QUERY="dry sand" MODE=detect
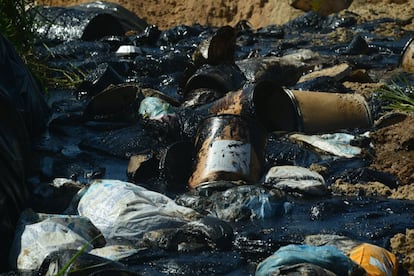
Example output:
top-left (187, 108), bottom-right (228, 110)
top-left (36, 0), bottom-right (414, 30)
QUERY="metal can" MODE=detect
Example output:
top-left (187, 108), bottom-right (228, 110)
top-left (285, 89), bottom-right (372, 133)
top-left (188, 114), bottom-right (267, 189)
top-left (235, 81), bottom-right (372, 133)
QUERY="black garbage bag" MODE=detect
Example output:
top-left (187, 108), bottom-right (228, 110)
top-left (32, 1), bottom-right (147, 42)
top-left (0, 88), bottom-right (30, 272)
top-left (0, 34), bottom-right (49, 139)
top-left (74, 1), bottom-right (148, 33)
top-left (0, 33), bottom-right (49, 272)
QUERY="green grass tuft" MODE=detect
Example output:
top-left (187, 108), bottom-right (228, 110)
top-left (0, 0), bottom-right (36, 56)
top-left (377, 76), bottom-right (414, 113)
top-left (55, 234), bottom-right (105, 276)
top-left (0, 0), bottom-right (85, 91)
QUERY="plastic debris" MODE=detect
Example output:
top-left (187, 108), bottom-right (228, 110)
top-left (31, 1), bottom-right (147, 42)
top-left (31, 6), bottom-right (125, 42)
top-left (142, 216), bottom-right (234, 251)
top-left (9, 209), bottom-right (104, 270)
top-left (6, 1), bottom-right (413, 274)
top-left (176, 184), bottom-right (284, 222)
top-left (138, 96), bottom-right (176, 120)
top-left (256, 244), bottom-right (362, 276)
top-left (0, 32), bottom-right (49, 272)
top-left (115, 45), bottom-right (143, 57)
top-left (264, 165), bottom-right (328, 196)
top-left (77, 179), bottom-right (199, 242)
top-left (74, 1), bottom-right (148, 32)
top-left (84, 83), bottom-right (141, 120)
top-left (89, 245), bottom-right (140, 261)
top-left (290, 133), bottom-right (364, 158)
top-left (349, 243), bottom-right (398, 276)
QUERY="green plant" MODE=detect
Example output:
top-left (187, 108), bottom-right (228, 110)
top-left (0, 0), bottom-right (85, 91)
top-left (55, 234), bottom-right (107, 276)
top-left (0, 0), bottom-right (36, 58)
top-left (377, 76), bottom-right (414, 113)
top-left (30, 60), bottom-right (87, 89)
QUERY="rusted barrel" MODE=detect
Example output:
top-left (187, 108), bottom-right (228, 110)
top-left (188, 114), bottom-right (267, 189)
top-left (207, 82), bottom-right (306, 131)
top-left (209, 81), bottom-right (372, 133)
top-left (285, 89), bottom-right (372, 133)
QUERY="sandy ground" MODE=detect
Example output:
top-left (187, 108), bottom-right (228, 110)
top-left (36, 0), bottom-right (414, 30)
top-left (33, 0), bottom-right (414, 274)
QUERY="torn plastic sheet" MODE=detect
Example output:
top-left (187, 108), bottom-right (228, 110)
top-left (289, 132), bottom-right (364, 158)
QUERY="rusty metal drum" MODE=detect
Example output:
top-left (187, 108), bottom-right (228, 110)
top-left (286, 89), bottom-right (372, 133)
top-left (188, 114), bottom-right (267, 189)
top-left (237, 81), bottom-right (372, 134)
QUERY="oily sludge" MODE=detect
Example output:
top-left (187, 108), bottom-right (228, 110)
top-left (3, 1), bottom-right (414, 274)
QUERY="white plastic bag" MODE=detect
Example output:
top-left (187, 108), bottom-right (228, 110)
top-left (264, 165), bottom-right (328, 196)
top-left (77, 179), bottom-right (199, 241)
top-left (9, 209), bottom-right (103, 270)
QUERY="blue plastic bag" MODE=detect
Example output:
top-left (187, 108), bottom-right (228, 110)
top-left (256, 244), bottom-right (359, 276)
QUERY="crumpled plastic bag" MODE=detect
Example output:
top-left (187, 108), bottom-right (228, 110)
top-left (138, 96), bottom-right (176, 120)
top-left (9, 209), bottom-right (104, 270)
top-left (264, 165), bottom-right (328, 196)
top-left (349, 243), bottom-right (398, 276)
top-left (77, 179), bottom-right (199, 242)
top-left (256, 244), bottom-right (362, 276)
top-left (175, 184), bottom-right (285, 222)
